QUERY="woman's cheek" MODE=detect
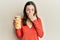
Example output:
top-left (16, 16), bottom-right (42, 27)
top-left (26, 11), bottom-right (29, 14)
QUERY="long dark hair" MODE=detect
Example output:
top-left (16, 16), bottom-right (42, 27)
top-left (22, 1), bottom-right (38, 25)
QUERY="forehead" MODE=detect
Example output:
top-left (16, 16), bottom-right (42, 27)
top-left (26, 5), bottom-right (34, 9)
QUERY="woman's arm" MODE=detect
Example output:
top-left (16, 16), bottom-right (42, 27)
top-left (16, 28), bottom-right (23, 38)
top-left (32, 18), bottom-right (44, 38)
top-left (13, 20), bottom-right (23, 38)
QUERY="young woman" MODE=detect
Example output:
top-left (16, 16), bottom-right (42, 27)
top-left (13, 1), bottom-right (44, 40)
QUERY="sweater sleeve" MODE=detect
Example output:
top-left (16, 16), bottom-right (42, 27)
top-left (33, 18), bottom-right (44, 38)
top-left (16, 28), bottom-right (23, 38)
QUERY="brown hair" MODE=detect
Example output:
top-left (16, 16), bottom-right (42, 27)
top-left (22, 1), bottom-right (38, 25)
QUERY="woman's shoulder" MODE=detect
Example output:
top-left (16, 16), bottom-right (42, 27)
top-left (37, 17), bottom-right (41, 20)
top-left (37, 17), bottom-right (42, 22)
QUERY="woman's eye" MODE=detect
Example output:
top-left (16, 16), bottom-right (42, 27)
top-left (32, 9), bottom-right (34, 11)
top-left (26, 8), bottom-right (34, 12)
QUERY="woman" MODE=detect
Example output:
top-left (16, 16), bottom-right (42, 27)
top-left (13, 1), bottom-right (44, 40)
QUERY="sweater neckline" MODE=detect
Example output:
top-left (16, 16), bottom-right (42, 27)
top-left (26, 25), bottom-right (33, 29)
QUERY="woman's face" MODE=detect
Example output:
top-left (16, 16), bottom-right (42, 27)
top-left (26, 5), bottom-right (35, 16)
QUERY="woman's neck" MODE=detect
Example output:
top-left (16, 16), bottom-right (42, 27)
top-left (26, 19), bottom-right (33, 28)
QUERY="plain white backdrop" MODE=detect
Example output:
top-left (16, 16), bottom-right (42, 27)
top-left (0, 0), bottom-right (60, 40)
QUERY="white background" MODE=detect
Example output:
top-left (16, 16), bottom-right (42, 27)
top-left (0, 0), bottom-right (60, 40)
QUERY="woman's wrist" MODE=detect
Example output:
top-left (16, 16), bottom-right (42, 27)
top-left (15, 24), bottom-right (21, 29)
top-left (15, 27), bottom-right (21, 29)
top-left (31, 16), bottom-right (37, 21)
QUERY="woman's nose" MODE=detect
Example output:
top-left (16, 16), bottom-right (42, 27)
top-left (29, 10), bottom-right (32, 13)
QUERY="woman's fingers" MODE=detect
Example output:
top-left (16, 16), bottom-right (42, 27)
top-left (13, 19), bottom-right (16, 27)
top-left (28, 14), bottom-right (37, 21)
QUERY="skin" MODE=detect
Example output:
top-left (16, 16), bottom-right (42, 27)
top-left (13, 5), bottom-right (37, 29)
top-left (26, 5), bottom-right (37, 28)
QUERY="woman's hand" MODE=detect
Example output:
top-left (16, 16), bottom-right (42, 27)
top-left (13, 19), bottom-right (15, 27)
top-left (13, 19), bottom-right (21, 29)
top-left (28, 14), bottom-right (37, 21)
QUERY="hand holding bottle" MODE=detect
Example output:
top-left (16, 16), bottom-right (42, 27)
top-left (13, 16), bottom-right (22, 29)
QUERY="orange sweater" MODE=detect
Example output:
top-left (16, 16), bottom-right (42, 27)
top-left (16, 18), bottom-right (44, 40)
